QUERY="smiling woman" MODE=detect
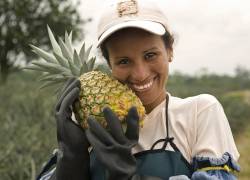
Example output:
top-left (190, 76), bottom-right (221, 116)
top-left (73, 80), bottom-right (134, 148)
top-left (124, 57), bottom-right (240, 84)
top-left (104, 28), bottom-right (170, 113)
top-left (38, 0), bottom-right (240, 180)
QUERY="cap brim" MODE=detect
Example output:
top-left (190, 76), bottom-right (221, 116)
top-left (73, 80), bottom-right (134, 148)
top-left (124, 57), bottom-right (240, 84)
top-left (97, 20), bottom-right (166, 47)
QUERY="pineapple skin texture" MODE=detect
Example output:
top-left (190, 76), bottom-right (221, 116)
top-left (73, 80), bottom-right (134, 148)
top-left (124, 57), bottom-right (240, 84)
top-left (75, 71), bottom-right (145, 129)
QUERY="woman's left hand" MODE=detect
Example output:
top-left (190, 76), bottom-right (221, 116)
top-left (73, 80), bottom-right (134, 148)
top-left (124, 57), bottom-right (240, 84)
top-left (86, 106), bottom-right (139, 180)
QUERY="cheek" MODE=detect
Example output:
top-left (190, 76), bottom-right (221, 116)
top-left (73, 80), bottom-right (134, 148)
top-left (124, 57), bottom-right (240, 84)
top-left (111, 67), bottom-right (129, 82)
top-left (155, 59), bottom-right (169, 83)
top-left (154, 59), bottom-right (168, 74)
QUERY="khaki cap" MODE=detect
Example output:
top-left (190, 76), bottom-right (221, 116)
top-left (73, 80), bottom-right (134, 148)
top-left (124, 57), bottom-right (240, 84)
top-left (97, 0), bottom-right (169, 46)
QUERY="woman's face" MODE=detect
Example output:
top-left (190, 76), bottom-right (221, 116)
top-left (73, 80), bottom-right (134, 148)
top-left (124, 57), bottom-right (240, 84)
top-left (106, 28), bottom-right (172, 113)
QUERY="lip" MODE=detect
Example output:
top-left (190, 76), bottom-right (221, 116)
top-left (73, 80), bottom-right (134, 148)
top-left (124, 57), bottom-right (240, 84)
top-left (129, 78), bottom-right (155, 92)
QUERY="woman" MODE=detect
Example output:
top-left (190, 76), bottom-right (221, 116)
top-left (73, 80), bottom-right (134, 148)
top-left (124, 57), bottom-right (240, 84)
top-left (38, 0), bottom-right (240, 179)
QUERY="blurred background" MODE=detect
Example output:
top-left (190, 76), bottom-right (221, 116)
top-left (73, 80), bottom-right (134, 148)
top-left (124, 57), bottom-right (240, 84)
top-left (0, 0), bottom-right (249, 179)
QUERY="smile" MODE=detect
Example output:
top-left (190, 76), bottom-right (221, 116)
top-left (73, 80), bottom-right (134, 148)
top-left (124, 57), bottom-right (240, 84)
top-left (132, 79), bottom-right (154, 92)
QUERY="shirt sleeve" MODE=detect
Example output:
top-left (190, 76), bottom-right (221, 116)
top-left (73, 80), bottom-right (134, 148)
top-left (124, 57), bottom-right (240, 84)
top-left (191, 170), bottom-right (237, 180)
top-left (191, 94), bottom-right (240, 161)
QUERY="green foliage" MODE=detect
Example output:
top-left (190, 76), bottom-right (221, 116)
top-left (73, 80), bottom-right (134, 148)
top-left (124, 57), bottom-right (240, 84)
top-left (219, 91), bottom-right (250, 134)
top-left (0, 0), bottom-right (87, 83)
top-left (0, 68), bottom-right (250, 179)
top-left (0, 72), bottom-right (57, 179)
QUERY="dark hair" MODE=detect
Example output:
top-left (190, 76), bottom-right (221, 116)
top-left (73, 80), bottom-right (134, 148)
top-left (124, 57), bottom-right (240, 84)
top-left (100, 30), bottom-right (175, 65)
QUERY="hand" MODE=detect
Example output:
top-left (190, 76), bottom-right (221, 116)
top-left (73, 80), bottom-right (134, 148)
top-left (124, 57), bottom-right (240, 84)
top-left (86, 107), bottom-right (139, 180)
top-left (54, 78), bottom-right (90, 180)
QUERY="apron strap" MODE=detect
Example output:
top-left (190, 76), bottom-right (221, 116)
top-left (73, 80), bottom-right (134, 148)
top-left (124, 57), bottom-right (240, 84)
top-left (150, 94), bottom-right (181, 153)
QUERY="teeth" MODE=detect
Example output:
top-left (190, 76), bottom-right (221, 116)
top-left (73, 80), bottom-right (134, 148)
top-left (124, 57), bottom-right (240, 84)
top-left (133, 80), bottom-right (153, 91)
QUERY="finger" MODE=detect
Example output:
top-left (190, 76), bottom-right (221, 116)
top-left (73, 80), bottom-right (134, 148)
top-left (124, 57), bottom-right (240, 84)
top-left (60, 77), bottom-right (76, 94)
top-left (56, 78), bottom-right (80, 112)
top-left (87, 117), bottom-right (116, 146)
top-left (125, 107), bottom-right (139, 142)
top-left (59, 87), bottom-right (80, 115)
top-left (103, 107), bottom-right (128, 144)
top-left (56, 87), bottom-right (80, 137)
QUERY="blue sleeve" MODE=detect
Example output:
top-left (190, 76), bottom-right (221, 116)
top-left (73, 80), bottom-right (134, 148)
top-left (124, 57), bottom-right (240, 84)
top-left (191, 170), bottom-right (237, 180)
top-left (36, 150), bottom-right (58, 180)
top-left (191, 152), bottom-right (240, 180)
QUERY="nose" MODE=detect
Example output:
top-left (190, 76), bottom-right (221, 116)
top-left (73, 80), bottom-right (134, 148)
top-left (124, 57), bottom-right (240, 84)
top-left (130, 61), bottom-right (150, 82)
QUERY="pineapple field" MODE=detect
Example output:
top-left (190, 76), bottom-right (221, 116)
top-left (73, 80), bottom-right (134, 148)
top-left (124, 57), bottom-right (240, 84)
top-left (0, 69), bottom-right (250, 179)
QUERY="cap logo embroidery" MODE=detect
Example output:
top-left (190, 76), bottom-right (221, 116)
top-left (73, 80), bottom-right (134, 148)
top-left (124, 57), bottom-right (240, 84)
top-left (117, 0), bottom-right (138, 17)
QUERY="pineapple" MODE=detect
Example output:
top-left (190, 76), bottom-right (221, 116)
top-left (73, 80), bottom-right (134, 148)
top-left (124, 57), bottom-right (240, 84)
top-left (25, 26), bottom-right (145, 129)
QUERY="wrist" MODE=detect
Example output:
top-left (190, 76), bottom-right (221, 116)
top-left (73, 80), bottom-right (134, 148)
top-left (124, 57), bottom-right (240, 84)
top-left (58, 148), bottom-right (88, 163)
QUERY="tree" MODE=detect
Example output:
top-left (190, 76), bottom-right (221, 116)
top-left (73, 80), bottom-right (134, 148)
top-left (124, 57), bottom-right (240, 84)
top-left (0, 0), bottom-right (89, 83)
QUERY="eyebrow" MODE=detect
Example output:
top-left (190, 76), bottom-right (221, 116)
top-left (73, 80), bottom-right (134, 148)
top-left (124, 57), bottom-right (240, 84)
top-left (143, 47), bottom-right (159, 53)
top-left (113, 47), bottom-right (160, 60)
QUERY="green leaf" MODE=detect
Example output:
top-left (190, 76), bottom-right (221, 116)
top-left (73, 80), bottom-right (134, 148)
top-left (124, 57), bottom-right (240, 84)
top-left (32, 61), bottom-right (71, 75)
top-left (79, 61), bottom-right (89, 75)
top-left (38, 74), bottom-right (68, 83)
top-left (53, 52), bottom-right (69, 68)
top-left (87, 57), bottom-right (96, 71)
top-left (23, 65), bottom-right (45, 72)
top-left (84, 45), bottom-right (92, 61)
top-left (58, 37), bottom-right (73, 61)
top-left (30, 44), bottom-right (57, 64)
top-left (65, 31), bottom-right (73, 55)
top-left (39, 80), bottom-right (64, 90)
top-left (69, 31), bottom-right (73, 43)
top-left (73, 50), bottom-right (81, 67)
top-left (47, 25), bottom-right (62, 56)
top-left (68, 59), bottom-right (80, 76)
top-left (79, 42), bottom-right (86, 64)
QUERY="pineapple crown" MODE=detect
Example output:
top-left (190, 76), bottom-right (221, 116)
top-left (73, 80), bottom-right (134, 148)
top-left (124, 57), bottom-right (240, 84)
top-left (25, 25), bottom-right (97, 90)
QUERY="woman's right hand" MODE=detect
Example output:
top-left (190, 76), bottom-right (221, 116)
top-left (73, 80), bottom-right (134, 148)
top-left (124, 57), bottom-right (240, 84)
top-left (54, 77), bottom-right (90, 180)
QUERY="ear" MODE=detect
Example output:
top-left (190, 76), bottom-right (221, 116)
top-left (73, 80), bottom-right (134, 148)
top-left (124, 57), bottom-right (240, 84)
top-left (167, 49), bottom-right (173, 62)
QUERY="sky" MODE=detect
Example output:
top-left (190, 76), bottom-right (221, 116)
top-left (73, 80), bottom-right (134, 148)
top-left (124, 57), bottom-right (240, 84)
top-left (76, 0), bottom-right (250, 75)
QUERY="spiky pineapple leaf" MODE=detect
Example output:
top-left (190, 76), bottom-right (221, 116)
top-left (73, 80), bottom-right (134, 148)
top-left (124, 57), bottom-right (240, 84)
top-left (47, 25), bottom-right (62, 56)
top-left (30, 45), bottom-right (57, 64)
top-left (38, 74), bottom-right (68, 83)
top-left (73, 50), bottom-right (81, 67)
top-left (87, 57), bottom-right (96, 70)
top-left (53, 52), bottom-right (70, 68)
top-left (24, 64), bottom-right (46, 72)
top-left (39, 80), bottom-right (65, 90)
top-left (79, 42), bottom-right (86, 64)
top-left (84, 46), bottom-right (92, 63)
top-left (67, 59), bottom-right (80, 76)
top-left (58, 37), bottom-right (73, 61)
top-left (68, 31), bottom-right (73, 44)
top-left (96, 63), bottom-right (112, 75)
top-left (65, 31), bottom-right (73, 55)
top-left (37, 73), bottom-right (54, 81)
top-left (79, 58), bottom-right (89, 75)
top-left (32, 61), bottom-right (71, 75)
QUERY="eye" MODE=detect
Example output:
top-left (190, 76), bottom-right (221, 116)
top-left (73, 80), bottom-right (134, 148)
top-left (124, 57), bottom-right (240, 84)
top-left (117, 58), bottom-right (129, 65)
top-left (144, 52), bottom-right (157, 60)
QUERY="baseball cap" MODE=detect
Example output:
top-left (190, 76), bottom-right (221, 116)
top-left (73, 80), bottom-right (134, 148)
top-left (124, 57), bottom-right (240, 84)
top-left (97, 0), bottom-right (169, 47)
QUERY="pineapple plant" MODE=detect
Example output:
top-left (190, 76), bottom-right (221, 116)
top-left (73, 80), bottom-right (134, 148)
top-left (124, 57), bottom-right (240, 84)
top-left (25, 26), bottom-right (145, 129)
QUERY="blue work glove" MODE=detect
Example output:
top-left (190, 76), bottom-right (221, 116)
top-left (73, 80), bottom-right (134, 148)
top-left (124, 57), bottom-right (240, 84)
top-left (86, 107), bottom-right (163, 180)
top-left (52, 78), bottom-right (90, 180)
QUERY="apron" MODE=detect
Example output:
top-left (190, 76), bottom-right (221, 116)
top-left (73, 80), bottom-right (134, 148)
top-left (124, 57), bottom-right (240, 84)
top-left (90, 95), bottom-right (193, 180)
